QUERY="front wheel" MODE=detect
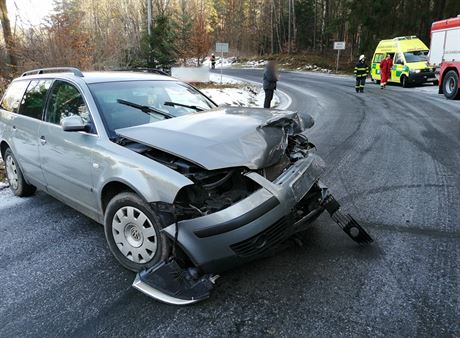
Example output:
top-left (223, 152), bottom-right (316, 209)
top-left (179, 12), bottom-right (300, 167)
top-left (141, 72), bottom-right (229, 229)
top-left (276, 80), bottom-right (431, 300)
top-left (3, 148), bottom-right (36, 197)
top-left (104, 192), bottom-right (170, 272)
top-left (401, 75), bottom-right (410, 88)
top-left (442, 70), bottom-right (460, 100)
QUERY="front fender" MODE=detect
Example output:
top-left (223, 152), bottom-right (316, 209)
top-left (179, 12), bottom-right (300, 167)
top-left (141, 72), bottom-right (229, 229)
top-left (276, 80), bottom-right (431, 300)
top-left (94, 144), bottom-right (194, 211)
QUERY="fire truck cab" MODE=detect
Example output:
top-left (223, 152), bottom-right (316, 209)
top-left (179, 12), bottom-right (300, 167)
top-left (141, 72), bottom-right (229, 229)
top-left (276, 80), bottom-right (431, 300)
top-left (429, 15), bottom-right (460, 100)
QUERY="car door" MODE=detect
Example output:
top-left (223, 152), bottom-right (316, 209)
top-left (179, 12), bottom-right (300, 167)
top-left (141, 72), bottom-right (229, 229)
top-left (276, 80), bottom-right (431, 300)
top-left (13, 79), bottom-right (53, 187)
top-left (39, 80), bottom-right (99, 216)
top-left (0, 79), bottom-right (29, 148)
top-left (371, 53), bottom-right (384, 80)
top-left (392, 53), bottom-right (405, 81)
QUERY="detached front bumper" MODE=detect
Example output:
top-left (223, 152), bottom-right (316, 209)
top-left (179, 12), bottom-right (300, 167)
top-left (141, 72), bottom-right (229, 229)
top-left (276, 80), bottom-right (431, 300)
top-left (162, 153), bottom-right (326, 273)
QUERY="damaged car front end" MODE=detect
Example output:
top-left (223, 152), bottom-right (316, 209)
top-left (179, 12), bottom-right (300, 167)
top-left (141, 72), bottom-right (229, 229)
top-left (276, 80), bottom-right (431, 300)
top-left (1, 72), bottom-right (372, 307)
top-left (115, 108), bottom-right (373, 305)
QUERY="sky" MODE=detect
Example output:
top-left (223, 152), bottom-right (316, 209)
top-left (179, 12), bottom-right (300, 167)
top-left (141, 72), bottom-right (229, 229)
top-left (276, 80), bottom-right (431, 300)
top-left (6, 0), bottom-right (54, 27)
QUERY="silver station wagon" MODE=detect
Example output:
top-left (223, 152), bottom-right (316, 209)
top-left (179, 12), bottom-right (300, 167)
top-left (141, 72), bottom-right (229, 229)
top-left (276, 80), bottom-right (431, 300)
top-left (0, 67), bottom-right (372, 305)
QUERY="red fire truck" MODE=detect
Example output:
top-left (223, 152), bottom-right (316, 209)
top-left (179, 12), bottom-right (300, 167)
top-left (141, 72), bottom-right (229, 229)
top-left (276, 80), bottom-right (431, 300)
top-left (429, 16), bottom-right (460, 100)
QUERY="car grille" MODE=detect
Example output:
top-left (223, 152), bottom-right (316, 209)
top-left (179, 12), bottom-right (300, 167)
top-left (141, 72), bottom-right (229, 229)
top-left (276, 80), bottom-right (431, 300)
top-left (230, 216), bottom-right (293, 257)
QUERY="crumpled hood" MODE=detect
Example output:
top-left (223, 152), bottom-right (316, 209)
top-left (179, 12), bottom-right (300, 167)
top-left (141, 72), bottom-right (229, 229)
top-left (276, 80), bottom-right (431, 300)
top-left (116, 107), bottom-right (304, 170)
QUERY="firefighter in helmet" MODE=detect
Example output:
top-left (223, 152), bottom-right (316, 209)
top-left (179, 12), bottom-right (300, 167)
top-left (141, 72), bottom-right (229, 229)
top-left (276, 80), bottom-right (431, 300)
top-left (354, 55), bottom-right (369, 93)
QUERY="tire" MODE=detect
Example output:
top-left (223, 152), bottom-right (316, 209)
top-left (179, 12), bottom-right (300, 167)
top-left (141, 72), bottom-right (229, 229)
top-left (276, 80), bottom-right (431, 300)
top-left (104, 192), bottom-right (170, 272)
top-left (401, 75), bottom-right (410, 88)
top-left (442, 70), bottom-right (460, 100)
top-left (3, 148), bottom-right (36, 197)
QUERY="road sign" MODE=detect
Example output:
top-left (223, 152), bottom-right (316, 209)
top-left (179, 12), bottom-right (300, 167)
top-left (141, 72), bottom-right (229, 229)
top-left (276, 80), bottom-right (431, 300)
top-left (216, 42), bottom-right (229, 53)
top-left (333, 42), bottom-right (345, 73)
top-left (333, 41), bottom-right (346, 50)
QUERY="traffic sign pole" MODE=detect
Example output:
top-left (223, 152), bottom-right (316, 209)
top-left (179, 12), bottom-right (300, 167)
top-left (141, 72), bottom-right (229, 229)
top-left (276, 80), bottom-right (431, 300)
top-left (333, 41), bottom-right (346, 73)
top-left (215, 42), bottom-right (229, 85)
top-left (336, 49), bottom-right (340, 73)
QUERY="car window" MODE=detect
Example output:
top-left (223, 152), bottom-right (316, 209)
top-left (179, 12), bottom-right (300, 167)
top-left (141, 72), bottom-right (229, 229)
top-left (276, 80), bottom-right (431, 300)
top-left (373, 53), bottom-right (384, 63)
top-left (89, 80), bottom-right (216, 137)
top-left (45, 80), bottom-right (94, 132)
top-left (404, 50), bottom-right (428, 63)
top-left (19, 79), bottom-right (53, 119)
top-left (0, 80), bottom-right (30, 113)
top-left (395, 53), bottom-right (405, 65)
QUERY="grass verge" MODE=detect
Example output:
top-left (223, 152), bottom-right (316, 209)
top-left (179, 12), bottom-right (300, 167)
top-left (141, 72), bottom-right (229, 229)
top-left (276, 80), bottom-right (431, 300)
top-left (191, 82), bottom-right (242, 90)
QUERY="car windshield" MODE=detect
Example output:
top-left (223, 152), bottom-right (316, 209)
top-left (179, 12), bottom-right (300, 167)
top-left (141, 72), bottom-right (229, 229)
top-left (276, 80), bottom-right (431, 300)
top-left (89, 80), bottom-right (216, 136)
top-left (404, 50), bottom-right (428, 63)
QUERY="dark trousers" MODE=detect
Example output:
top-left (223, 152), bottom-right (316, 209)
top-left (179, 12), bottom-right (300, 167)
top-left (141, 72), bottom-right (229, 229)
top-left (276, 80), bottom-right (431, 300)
top-left (264, 89), bottom-right (274, 108)
top-left (355, 77), bottom-right (366, 92)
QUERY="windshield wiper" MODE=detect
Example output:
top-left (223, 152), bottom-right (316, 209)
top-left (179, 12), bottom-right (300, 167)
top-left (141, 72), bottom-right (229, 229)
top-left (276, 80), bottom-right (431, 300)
top-left (164, 101), bottom-right (206, 112)
top-left (117, 99), bottom-right (175, 119)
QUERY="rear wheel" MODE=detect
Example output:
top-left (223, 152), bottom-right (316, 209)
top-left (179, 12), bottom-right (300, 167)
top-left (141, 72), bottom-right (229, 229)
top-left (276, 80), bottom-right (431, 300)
top-left (442, 70), bottom-right (460, 100)
top-left (3, 148), bottom-right (36, 197)
top-left (104, 192), bottom-right (170, 272)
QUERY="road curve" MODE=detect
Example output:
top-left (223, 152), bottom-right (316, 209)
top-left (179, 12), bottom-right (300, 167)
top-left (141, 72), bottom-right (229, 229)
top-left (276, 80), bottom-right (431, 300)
top-left (0, 69), bottom-right (459, 337)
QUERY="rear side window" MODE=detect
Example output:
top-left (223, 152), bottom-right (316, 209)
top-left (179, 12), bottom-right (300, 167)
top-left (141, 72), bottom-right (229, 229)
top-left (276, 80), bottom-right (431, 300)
top-left (373, 53), bottom-right (384, 63)
top-left (0, 80), bottom-right (29, 113)
top-left (19, 79), bottom-right (53, 119)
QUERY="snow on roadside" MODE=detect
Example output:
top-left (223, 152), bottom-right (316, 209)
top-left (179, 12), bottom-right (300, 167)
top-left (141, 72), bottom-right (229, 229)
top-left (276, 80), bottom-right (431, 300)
top-left (201, 73), bottom-right (280, 108)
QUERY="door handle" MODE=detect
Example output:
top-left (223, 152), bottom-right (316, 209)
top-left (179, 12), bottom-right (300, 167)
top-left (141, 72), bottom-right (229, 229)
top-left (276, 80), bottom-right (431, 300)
top-left (12, 125), bottom-right (16, 132)
top-left (40, 136), bottom-right (47, 145)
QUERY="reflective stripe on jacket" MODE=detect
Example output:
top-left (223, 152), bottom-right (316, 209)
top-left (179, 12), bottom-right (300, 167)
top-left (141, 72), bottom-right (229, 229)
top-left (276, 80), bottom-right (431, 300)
top-left (354, 61), bottom-right (368, 78)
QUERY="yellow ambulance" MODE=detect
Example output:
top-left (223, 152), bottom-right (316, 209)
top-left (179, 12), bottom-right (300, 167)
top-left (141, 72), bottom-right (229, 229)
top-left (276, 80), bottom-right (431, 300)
top-left (370, 36), bottom-right (437, 87)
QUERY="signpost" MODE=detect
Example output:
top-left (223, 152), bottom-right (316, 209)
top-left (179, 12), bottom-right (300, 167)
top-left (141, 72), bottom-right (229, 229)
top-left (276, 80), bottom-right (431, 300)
top-left (216, 42), bottom-right (229, 83)
top-left (333, 41), bottom-right (346, 73)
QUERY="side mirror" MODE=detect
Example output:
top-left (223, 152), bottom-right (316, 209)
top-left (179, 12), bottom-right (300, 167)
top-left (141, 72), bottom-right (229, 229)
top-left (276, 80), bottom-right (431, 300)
top-left (61, 115), bottom-right (86, 132)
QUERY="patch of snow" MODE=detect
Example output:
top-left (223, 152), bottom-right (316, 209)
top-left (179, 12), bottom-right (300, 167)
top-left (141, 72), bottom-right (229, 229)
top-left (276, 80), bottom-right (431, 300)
top-left (209, 73), bottom-right (243, 85)
top-left (202, 85), bottom-right (280, 108)
top-left (0, 189), bottom-right (26, 209)
top-left (202, 56), bottom-right (237, 69)
top-left (240, 59), bottom-right (267, 68)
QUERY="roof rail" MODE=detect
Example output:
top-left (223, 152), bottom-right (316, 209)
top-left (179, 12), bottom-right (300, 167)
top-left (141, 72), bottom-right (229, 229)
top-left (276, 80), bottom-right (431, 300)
top-left (113, 67), bottom-right (170, 76)
top-left (393, 36), bottom-right (417, 41)
top-left (21, 67), bottom-right (84, 77)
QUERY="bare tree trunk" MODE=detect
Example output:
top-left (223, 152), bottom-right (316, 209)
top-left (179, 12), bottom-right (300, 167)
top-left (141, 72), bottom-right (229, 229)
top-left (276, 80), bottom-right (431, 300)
top-left (313, 0), bottom-right (317, 50)
top-left (288, 0), bottom-right (291, 54)
top-left (0, 0), bottom-right (17, 71)
top-left (270, 0), bottom-right (274, 54)
top-left (292, 0), bottom-right (297, 52)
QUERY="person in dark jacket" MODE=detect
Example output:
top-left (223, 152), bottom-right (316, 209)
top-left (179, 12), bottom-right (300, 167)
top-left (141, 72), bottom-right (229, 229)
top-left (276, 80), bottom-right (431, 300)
top-left (211, 54), bottom-right (216, 69)
top-left (354, 55), bottom-right (368, 93)
top-left (263, 61), bottom-right (279, 108)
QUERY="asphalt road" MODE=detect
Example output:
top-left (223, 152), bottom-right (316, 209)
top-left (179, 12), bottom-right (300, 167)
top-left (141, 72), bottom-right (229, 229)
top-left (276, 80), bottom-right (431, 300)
top-left (1, 69), bottom-right (459, 337)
